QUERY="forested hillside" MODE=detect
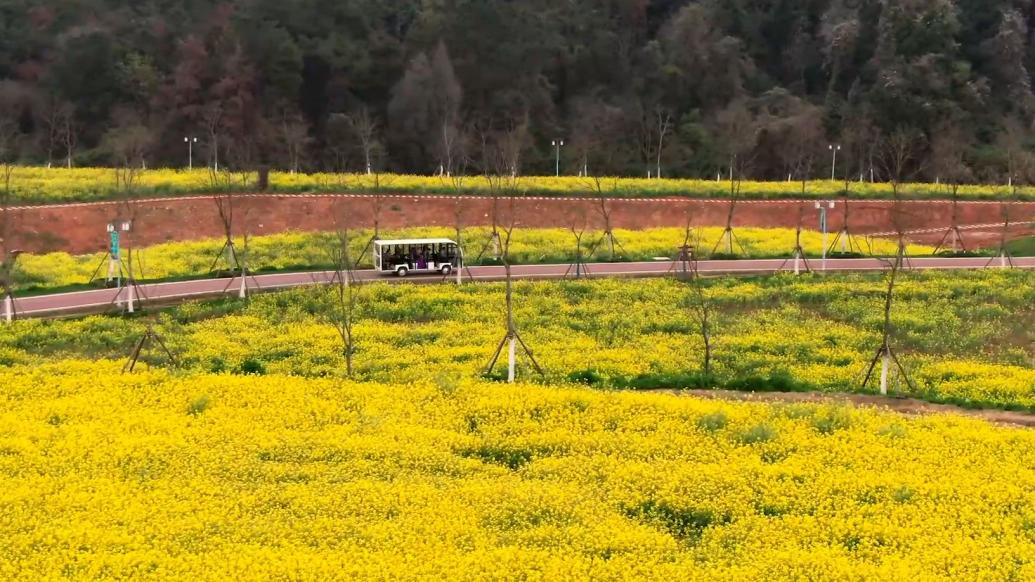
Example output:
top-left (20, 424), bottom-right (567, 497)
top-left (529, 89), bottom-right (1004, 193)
top-left (1, 0), bottom-right (1034, 182)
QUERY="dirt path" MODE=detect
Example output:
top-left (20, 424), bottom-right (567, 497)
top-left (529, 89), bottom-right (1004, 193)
top-left (671, 389), bottom-right (1035, 429)
top-left (6, 193), bottom-right (1035, 253)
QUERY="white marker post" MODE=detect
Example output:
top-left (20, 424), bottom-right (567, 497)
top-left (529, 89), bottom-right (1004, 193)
top-left (456, 248), bottom-right (463, 286)
top-left (880, 349), bottom-right (890, 396)
top-left (507, 337), bottom-right (516, 383)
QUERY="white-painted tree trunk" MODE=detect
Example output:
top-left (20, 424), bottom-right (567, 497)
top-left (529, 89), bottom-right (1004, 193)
top-left (1001, 251), bottom-right (1008, 269)
top-left (3, 294), bottom-right (12, 323)
top-left (238, 275), bottom-right (247, 299)
top-left (126, 285), bottom-right (135, 314)
top-left (793, 252), bottom-right (800, 275)
top-left (880, 350), bottom-right (890, 395)
top-left (507, 337), bottom-right (516, 383)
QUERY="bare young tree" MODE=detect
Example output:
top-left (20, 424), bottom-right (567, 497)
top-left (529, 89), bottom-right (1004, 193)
top-left (346, 107), bottom-right (383, 175)
top-left (879, 129), bottom-right (923, 200)
top-left (60, 106), bottom-right (77, 169)
top-left (827, 177), bottom-right (867, 256)
top-left (207, 164), bottom-right (248, 275)
top-left (778, 202), bottom-right (813, 275)
top-left (987, 120), bottom-right (1032, 268)
top-left (446, 195), bottom-right (477, 284)
top-left (878, 130), bottom-right (924, 266)
top-left (440, 134), bottom-right (475, 284)
top-left (861, 241), bottom-right (916, 396)
top-left (327, 223), bottom-right (360, 378)
top-left (104, 117), bottom-right (155, 211)
top-left (930, 122), bottom-right (974, 255)
top-left (564, 201), bottom-right (592, 279)
top-left (997, 117), bottom-right (1033, 188)
top-left (988, 184), bottom-right (1018, 269)
top-left (711, 188), bottom-right (748, 258)
top-left (123, 320), bottom-right (178, 373)
top-left (203, 103), bottom-right (223, 172)
top-left (472, 124), bottom-right (522, 264)
top-left (681, 223), bottom-right (713, 377)
top-left (37, 98), bottom-right (73, 168)
top-left (585, 176), bottom-right (625, 262)
top-left (708, 101), bottom-right (758, 258)
top-left (639, 105), bottom-right (673, 178)
top-left (102, 117), bottom-right (157, 311)
top-left (484, 194), bottom-right (543, 383)
top-left (281, 115), bottom-right (310, 174)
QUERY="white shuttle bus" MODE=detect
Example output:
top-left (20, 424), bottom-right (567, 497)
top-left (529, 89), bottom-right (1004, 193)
top-left (374, 238), bottom-right (462, 277)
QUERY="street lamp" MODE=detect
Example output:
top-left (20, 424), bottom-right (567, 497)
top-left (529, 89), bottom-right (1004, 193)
top-left (815, 201), bottom-right (836, 271)
top-left (184, 137), bottom-right (198, 170)
top-left (828, 144), bottom-right (841, 181)
top-left (551, 139), bottom-right (564, 177)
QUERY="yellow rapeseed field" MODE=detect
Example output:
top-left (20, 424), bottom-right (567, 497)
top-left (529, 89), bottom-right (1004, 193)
top-left (13, 227), bottom-right (929, 291)
top-left (2, 361), bottom-right (1035, 580)
top-left (5, 166), bottom-right (1029, 203)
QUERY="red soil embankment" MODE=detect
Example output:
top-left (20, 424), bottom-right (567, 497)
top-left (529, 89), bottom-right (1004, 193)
top-left (7, 194), bottom-right (1035, 254)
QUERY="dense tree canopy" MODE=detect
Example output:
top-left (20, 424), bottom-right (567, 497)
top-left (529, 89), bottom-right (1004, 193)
top-left (1, 0), bottom-right (1035, 182)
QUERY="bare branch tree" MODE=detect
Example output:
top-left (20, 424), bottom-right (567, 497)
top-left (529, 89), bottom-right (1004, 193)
top-left (123, 320), bottom-right (179, 373)
top-left (828, 176), bottom-right (867, 256)
top-left (987, 184), bottom-right (1019, 269)
top-left (778, 202), bottom-right (813, 275)
top-left (202, 103), bottom-right (223, 172)
top-left (878, 130), bottom-right (925, 266)
top-left (281, 114), bottom-right (310, 174)
top-left (930, 122), bottom-right (974, 255)
top-left (207, 163), bottom-right (247, 275)
top-left (639, 105), bottom-right (673, 178)
top-left (484, 191), bottom-right (544, 383)
top-left (681, 224), bottom-right (713, 377)
top-left (564, 200), bottom-right (592, 279)
top-left (346, 107), bottom-right (383, 175)
top-left (327, 222), bottom-right (360, 378)
top-left (59, 105), bottom-right (77, 169)
top-left (584, 176), bottom-right (625, 262)
top-left (861, 240), bottom-right (916, 395)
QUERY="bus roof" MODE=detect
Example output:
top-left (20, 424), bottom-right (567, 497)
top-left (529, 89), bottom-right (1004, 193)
top-left (374, 238), bottom-right (457, 246)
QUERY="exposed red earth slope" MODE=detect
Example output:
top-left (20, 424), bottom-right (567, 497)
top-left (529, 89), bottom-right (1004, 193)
top-left (7, 193), bottom-right (1035, 253)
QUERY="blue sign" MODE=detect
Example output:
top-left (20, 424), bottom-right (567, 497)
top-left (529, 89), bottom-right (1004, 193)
top-left (110, 231), bottom-right (120, 258)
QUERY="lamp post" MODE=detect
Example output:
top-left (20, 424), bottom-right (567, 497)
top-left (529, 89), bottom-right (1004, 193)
top-left (828, 144), bottom-right (841, 181)
top-left (551, 139), bottom-right (564, 177)
top-left (184, 137), bottom-right (197, 170)
top-left (816, 201), bottom-right (836, 271)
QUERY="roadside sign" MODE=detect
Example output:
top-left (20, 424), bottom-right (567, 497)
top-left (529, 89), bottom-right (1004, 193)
top-left (110, 231), bottom-right (120, 258)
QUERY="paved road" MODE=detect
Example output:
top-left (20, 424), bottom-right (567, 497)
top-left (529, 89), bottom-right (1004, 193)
top-left (9, 256), bottom-right (1035, 319)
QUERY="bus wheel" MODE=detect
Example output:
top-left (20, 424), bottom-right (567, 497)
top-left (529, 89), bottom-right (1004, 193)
top-left (440, 264), bottom-right (452, 275)
top-left (396, 267), bottom-right (408, 277)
